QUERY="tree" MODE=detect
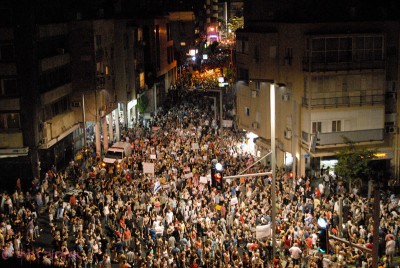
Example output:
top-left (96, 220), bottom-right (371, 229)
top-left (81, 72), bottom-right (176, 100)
top-left (227, 16), bottom-right (244, 33)
top-left (335, 137), bottom-right (377, 189)
top-left (137, 95), bottom-right (148, 114)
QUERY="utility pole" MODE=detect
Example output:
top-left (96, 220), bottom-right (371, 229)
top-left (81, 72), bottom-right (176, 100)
top-left (82, 93), bottom-right (87, 149)
top-left (207, 89), bottom-right (223, 129)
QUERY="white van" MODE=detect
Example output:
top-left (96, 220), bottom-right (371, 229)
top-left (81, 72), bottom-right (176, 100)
top-left (103, 142), bottom-right (132, 164)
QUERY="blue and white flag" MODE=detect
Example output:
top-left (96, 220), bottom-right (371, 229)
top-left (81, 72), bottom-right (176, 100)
top-left (154, 180), bottom-right (161, 195)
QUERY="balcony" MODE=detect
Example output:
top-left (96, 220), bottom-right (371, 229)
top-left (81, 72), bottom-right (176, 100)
top-left (302, 94), bottom-right (384, 109)
top-left (40, 54), bottom-right (70, 73)
top-left (302, 129), bottom-right (384, 147)
top-left (302, 58), bottom-right (385, 72)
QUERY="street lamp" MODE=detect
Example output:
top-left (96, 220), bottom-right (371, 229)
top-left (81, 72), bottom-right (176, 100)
top-left (270, 83), bottom-right (277, 256)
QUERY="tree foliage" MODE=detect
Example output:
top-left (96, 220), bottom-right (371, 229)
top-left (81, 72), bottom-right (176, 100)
top-left (227, 16), bottom-right (244, 33)
top-left (137, 95), bottom-right (148, 114)
top-left (335, 137), bottom-right (377, 181)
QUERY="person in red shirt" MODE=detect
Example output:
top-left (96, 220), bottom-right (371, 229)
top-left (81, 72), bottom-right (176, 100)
top-left (69, 194), bottom-right (76, 207)
top-left (123, 227), bottom-right (132, 248)
top-left (305, 235), bottom-right (313, 254)
top-left (314, 187), bottom-right (321, 199)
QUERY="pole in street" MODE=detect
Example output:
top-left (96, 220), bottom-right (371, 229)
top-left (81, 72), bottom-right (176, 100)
top-left (270, 83), bottom-right (277, 255)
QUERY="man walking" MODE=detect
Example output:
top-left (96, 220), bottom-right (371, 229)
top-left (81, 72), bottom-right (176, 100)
top-left (289, 242), bottom-right (302, 268)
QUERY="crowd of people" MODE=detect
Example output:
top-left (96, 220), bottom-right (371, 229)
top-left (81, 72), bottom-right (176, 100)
top-left (0, 91), bottom-right (399, 268)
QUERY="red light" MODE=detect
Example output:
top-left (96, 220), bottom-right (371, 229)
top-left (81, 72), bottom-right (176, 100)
top-left (289, 172), bottom-right (293, 178)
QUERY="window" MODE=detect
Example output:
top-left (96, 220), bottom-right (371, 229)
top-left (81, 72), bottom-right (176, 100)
top-left (95, 35), bottom-right (102, 47)
top-left (332, 120), bottom-right (341, 132)
top-left (285, 47), bottom-right (293, 65)
top-left (312, 121), bottom-right (322, 133)
top-left (0, 113), bottom-right (20, 129)
top-left (253, 45), bottom-right (259, 62)
top-left (166, 23), bottom-right (171, 41)
top-left (167, 46), bottom-right (173, 64)
top-left (1, 78), bottom-right (18, 96)
top-left (0, 8), bottom-right (13, 27)
top-left (43, 97), bottom-right (70, 121)
top-left (0, 44), bottom-right (15, 61)
top-left (237, 67), bottom-right (249, 82)
top-left (244, 107), bottom-right (250, 116)
top-left (236, 38), bottom-right (248, 54)
top-left (355, 36), bottom-right (384, 61)
top-left (155, 25), bottom-right (160, 69)
top-left (311, 37), bottom-right (352, 64)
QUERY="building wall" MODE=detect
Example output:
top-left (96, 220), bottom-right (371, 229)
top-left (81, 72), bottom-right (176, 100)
top-left (236, 20), bottom-right (399, 177)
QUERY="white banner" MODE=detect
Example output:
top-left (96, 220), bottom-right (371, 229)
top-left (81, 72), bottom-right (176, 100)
top-left (199, 176), bottom-right (208, 184)
top-left (142, 162), bottom-right (155, 174)
top-left (255, 224), bottom-right (271, 239)
top-left (150, 154), bottom-right (157, 159)
top-left (185, 172), bottom-right (193, 179)
top-left (222, 120), bottom-right (233, 128)
top-left (191, 142), bottom-right (199, 150)
top-left (230, 197), bottom-right (238, 206)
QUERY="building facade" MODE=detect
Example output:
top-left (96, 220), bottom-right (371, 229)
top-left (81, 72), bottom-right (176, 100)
top-left (235, 2), bottom-right (400, 178)
top-left (0, 1), bottom-right (179, 189)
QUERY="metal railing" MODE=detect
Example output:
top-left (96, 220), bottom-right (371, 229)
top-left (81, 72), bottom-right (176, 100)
top-left (302, 94), bottom-right (385, 108)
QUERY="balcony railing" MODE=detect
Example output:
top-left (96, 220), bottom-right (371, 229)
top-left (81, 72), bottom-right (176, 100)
top-left (302, 94), bottom-right (385, 109)
top-left (302, 58), bottom-right (385, 72)
top-left (302, 128), bottom-right (384, 147)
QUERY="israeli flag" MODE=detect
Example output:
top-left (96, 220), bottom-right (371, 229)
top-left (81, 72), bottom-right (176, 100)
top-left (154, 180), bottom-right (161, 195)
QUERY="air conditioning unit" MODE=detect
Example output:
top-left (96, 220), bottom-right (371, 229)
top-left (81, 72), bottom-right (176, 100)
top-left (252, 122), bottom-right (259, 129)
top-left (386, 126), bottom-right (398, 134)
top-left (284, 130), bottom-right (292, 139)
top-left (252, 90), bottom-right (258, 98)
top-left (71, 101), bottom-right (81, 108)
top-left (282, 94), bottom-right (290, 101)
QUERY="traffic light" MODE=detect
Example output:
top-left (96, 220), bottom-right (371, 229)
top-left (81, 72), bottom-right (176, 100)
top-left (317, 228), bottom-right (329, 253)
top-left (214, 170), bottom-right (223, 191)
top-left (211, 160), bottom-right (223, 191)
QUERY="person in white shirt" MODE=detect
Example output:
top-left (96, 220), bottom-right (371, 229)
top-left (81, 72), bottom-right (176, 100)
top-left (289, 243), bottom-right (302, 267)
top-left (166, 209), bottom-right (174, 225)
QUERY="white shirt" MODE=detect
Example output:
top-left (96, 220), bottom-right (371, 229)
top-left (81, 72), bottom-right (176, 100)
top-left (166, 211), bottom-right (174, 224)
top-left (289, 246), bottom-right (302, 259)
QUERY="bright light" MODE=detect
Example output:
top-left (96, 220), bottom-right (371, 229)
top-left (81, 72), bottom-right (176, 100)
top-left (215, 163), bottom-right (223, 171)
top-left (191, 56), bottom-right (196, 62)
top-left (189, 49), bottom-right (197, 56)
top-left (285, 152), bottom-right (293, 166)
top-left (318, 218), bottom-right (327, 229)
top-left (218, 76), bottom-right (225, 83)
top-left (203, 54), bottom-right (208, 60)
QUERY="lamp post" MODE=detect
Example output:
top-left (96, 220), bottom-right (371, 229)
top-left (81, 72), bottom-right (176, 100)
top-left (207, 89), bottom-right (223, 129)
top-left (82, 93), bottom-right (87, 149)
top-left (270, 83), bottom-right (277, 255)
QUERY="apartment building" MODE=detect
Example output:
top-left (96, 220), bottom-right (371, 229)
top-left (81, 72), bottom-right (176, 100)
top-left (0, 2), bottom-right (84, 188)
top-left (235, 0), bottom-right (400, 178)
top-left (0, 1), bottom-right (178, 188)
